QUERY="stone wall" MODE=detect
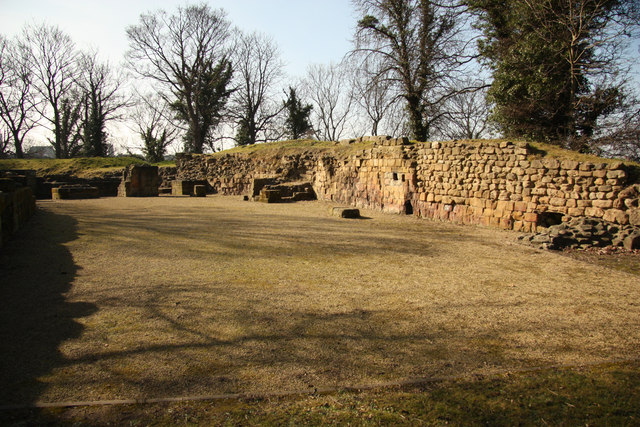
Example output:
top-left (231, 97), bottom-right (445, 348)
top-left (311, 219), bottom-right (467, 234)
top-left (176, 138), bottom-right (639, 232)
top-left (0, 187), bottom-right (36, 247)
top-left (118, 165), bottom-right (160, 197)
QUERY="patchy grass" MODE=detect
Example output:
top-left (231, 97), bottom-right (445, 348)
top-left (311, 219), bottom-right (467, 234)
top-left (562, 248), bottom-right (640, 276)
top-left (0, 157), bottom-right (175, 178)
top-left (1, 196), bottom-right (639, 425)
top-left (435, 138), bottom-right (639, 167)
top-left (525, 140), bottom-right (640, 167)
top-left (217, 138), bottom-right (640, 178)
top-left (212, 139), bottom-right (377, 158)
top-left (3, 361), bottom-right (639, 425)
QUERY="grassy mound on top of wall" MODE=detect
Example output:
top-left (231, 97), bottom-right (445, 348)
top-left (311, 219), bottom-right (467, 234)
top-left (218, 138), bottom-right (638, 166)
top-left (215, 139), bottom-right (379, 158)
top-left (0, 157), bottom-right (176, 178)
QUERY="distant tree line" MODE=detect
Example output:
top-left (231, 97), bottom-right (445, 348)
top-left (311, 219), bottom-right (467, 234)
top-left (1, 1), bottom-right (639, 161)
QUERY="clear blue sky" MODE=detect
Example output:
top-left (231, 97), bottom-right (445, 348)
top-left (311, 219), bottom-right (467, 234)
top-left (0, 0), bottom-right (357, 77)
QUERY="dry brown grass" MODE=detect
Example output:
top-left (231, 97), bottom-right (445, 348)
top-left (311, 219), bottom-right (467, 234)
top-left (1, 196), bottom-right (639, 407)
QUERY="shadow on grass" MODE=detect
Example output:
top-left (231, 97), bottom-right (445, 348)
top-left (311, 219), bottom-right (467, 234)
top-left (0, 208), bottom-right (97, 416)
top-left (8, 362), bottom-right (640, 425)
top-left (2, 198), bottom-right (636, 424)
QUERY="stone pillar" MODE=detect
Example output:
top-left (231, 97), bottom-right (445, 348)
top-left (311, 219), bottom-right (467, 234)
top-left (118, 165), bottom-right (159, 197)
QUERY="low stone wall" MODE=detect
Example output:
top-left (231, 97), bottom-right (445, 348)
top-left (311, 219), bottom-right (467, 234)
top-left (0, 187), bottom-right (36, 247)
top-left (159, 166), bottom-right (177, 192)
top-left (176, 138), bottom-right (639, 232)
top-left (36, 174), bottom-right (122, 199)
top-left (118, 165), bottom-right (159, 197)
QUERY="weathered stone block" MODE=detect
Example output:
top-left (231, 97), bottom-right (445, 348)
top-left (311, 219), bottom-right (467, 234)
top-left (585, 207), bottom-right (605, 217)
top-left (607, 169), bottom-right (627, 179)
top-left (592, 200), bottom-right (613, 209)
top-left (172, 180), bottom-right (208, 196)
top-left (623, 232), bottom-right (640, 250)
top-left (602, 209), bottom-right (628, 224)
top-left (330, 207), bottom-right (360, 218)
top-left (52, 185), bottom-right (100, 200)
top-left (119, 165), bottom-right (159, 197)
top-left (561, 160), bottom-right (579, 170)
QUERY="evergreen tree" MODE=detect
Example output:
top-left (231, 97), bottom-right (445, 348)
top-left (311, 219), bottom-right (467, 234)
top-left (468, 0), bottom-right (637, 146)
top-left (234, 116), bottom-right (253, 146)
top-left (78, 52), bottom-right (127, 157)
top-left (81, 92), bottom-right (108, 156)
top-left (140, 127), bottom-right (172, 163)
top-left (127, 4), bottom-right (234, 154)
top-left (52, 96), bottom-right (83, 158)
top-left (170, 59), bottom-right (233, 153)
top-left (283, 87), bottom-right (312, 140)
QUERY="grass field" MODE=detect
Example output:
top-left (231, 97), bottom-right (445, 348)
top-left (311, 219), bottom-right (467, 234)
top-left (0, 196), bottom-right (639, 425)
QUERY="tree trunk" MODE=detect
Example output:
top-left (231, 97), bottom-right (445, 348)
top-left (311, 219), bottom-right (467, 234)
top-left (407, 96), bottom-right (427, 142)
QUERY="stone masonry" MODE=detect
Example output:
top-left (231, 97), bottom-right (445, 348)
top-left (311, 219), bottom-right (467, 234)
top-left (118, 165), bottom-right (160, 197)
top-left (176, 137), bottom-right (639, 233)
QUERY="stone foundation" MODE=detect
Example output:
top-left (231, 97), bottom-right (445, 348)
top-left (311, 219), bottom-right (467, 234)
top-left (176, 138), bottom-right (640, 233)
top-left (171, 179), bottom-right (208, 196)
top-left (52, 185), bottom-right (100, 200)
top-left (118, 165), bottom-right (159, 197)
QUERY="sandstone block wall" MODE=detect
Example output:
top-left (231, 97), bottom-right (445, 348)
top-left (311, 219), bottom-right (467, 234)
top-left (0, 187), bottom-right (36, 247)
top-left (118, 165), bottom-right (160, 197)
top-left (176, 139), bottom-right (639, 232)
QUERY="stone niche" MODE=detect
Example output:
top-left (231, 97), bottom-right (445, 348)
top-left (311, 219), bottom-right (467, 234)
top-left (118, 165), bottom-right (159, 197)
top-left (171, 179), bottom-right (209, 196)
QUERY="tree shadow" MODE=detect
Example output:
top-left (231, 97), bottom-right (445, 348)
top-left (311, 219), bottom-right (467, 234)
top-left (0, 208), bottom-right (97, 415)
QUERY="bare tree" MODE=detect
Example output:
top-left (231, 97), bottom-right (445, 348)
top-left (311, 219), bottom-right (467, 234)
top-left (0, 34), bottom-right (39, 158)
top-left (78, 51), bottom-right (129, 156)
top-left (304, 62), bottom-right (355, 142)
top-left (352, 0), bottom-right (475, 141)
top-left (0, 127), bottom-right (13, 158)
top-left (131, 94), bottom-right (179, 163)
top-left (431, 81), bottom-right (493, 140)
top-left (126, 3), bottom-right (234, 154)
top-left (24, 23), bottom-right (82, 158)
top-left (283, 86), bottom-right (313, 140)
top-left (230, 32), bottom-right (285, 146)
top-left (348, 54), bottom-right (399, 136)
top-left (590, 91), bottom-right (640, 161)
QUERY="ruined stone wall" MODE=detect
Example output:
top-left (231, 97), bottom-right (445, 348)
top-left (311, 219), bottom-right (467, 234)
top-left (176, 138), bottom-right (639, 231)
top-left (0, 187), bottom-right (36, 247)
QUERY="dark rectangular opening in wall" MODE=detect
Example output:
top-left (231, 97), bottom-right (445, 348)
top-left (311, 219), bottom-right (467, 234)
top-left (401, 174), bottom-right (405, 182)
top-left (392, 172), bottom-right (398, 181)
top-left (404, 200), bottom-right (413, 215)
top-left (538, 211), bottom-right (563, 227)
